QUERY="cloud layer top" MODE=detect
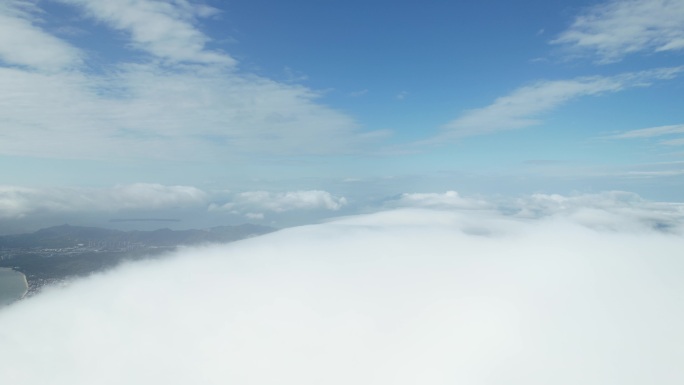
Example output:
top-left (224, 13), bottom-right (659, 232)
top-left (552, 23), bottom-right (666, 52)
top-left (1, 199), bottom-right (683, 384)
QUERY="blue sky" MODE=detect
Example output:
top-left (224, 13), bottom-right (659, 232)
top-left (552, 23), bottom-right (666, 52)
top-left (1, 0), bottom-right (684, 229)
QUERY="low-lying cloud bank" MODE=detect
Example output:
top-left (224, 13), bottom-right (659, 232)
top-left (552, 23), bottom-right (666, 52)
top-left (209, 190), bottom-right (348, 216)
top-left (0, 184), bottom-right (348, 226)
top-left (1, 193), bottom-right (684, 384)
top-left (0, 183), bottom-right (207, 219)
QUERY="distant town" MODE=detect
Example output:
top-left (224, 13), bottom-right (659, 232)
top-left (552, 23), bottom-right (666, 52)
top-left (0, 224), bottom-right (275, 295)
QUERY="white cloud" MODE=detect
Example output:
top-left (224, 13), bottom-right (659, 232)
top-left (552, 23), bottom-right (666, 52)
top-left (390, 191), bottom-right (491, 210)
top-left (0, 183), bottom-right (207, 219)
top-left (509, 191), bottom-right (684, 232)
top-left (0, 63), bottom-right (374, 159)
top-left (612, 124), bottom-right (684, 138)
top-left (245, 212), bottom-right (265, 220)
top-left (57, 0), bottom-right (233, 65)
top-left (611, 123), bottom-right (684, 147)
top-left (0, 2), bottom-right (380, 161)
top-left (437, 67), bottom-right (683, 139)
top-left (0, 1), bottom-right (82, 71)
top-left (211, 190), bottom-right (348, 214)
top-left (240, 190), bottom-right (348, 212)
top-left (2, 195), bottom-right (684, 384)
top-left (552, 0), bottom-right (684, 63)
top-left (391, 190), bottom-right (684, 232)
top-left (661, 137), bottom-right (684, 146)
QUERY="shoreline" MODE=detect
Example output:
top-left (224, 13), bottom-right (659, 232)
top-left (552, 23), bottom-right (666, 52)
top-left (19, 270), bottom-right (29, 299)
top-left (0, 267), bottom-right (29, 302)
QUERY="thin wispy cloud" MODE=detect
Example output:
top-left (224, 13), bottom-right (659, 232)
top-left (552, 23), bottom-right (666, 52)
top-left (661, 138), bottom-right (684, 146)
top-left (349, 89), bottom-right (369, 97)
top-left (552, 0), bottom-right (684, 63)
top-left (0, 0), bottom-right (82, 71)
top-left (435, 67), bottom-right (682, 140)
top-left (612, 124), bottom-right (684, 139)
top-left (608, 123), bottom-right (684, 150)
top-left (0, 1), bottom-right (382, 161)
top-left (57, 0), bottom-right (233, 65)
top-left (610, 123), bottom-right (684, 148)
top-left (580, 160), bottom-right (684, 182)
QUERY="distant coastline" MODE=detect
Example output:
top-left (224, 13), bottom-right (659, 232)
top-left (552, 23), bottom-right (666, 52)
top-left (0, 223), bottom-right (276, 296)
top-left (19, 269), bottom-right (29, 299)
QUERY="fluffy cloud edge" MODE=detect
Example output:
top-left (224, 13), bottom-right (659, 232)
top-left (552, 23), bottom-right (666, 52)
top-left (0, 183), bottom-right (207, 219)
top-left (209, 190), bottom-right (348, 215)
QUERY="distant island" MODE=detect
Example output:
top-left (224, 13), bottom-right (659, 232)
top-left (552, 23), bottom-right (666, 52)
top-left (0, 223), bottom-right (276, 295)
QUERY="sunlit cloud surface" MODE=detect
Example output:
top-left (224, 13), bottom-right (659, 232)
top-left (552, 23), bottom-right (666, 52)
top-left (1, 195), bottom-right (683, 384)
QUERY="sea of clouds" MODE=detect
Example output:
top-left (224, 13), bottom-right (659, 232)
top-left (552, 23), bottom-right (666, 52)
top-left (1, 192), bottom-right (683, 384)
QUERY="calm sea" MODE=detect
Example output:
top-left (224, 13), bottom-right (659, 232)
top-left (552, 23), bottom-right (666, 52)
top-left (0, 268), bottom-right (28, 307)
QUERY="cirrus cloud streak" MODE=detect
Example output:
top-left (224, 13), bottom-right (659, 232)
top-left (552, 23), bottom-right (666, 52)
top-left (435, 67), bottom-right (682, 140)
top-left (0, 1), bottom-right (382, 162)
top-left (552, 0), bottom-right (684, 63)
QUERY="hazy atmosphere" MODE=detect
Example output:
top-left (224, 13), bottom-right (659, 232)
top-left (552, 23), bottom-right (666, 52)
top-left (1, 0), bottom-right (684, 383)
